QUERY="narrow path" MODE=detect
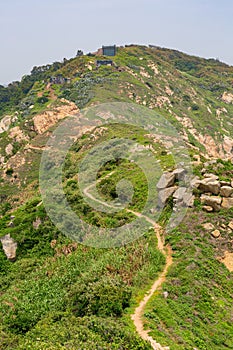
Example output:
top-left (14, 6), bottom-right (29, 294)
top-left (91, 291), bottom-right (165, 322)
top-left (84, 174), bottom-right (172, 350)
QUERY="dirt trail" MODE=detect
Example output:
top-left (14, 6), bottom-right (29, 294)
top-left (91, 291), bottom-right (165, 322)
top-left (84, 176), bottom-right (172, 350)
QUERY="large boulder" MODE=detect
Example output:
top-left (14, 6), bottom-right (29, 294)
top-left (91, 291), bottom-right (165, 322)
top-left (199, 178), bottom-right (220, 195)
top-left (157, 172), bottom-right (175, 190)
top-left (200, 195), bottom-right (222, 211)
top-left (158, 186), bottom-right (177, 207)
top-left (0, 234), bottom-right (17, 261)
top-left (222, 198), bottom-right (233, 209)
top-left (220, 186), bottom-right (233, 198)
top-left (173, 187), bottom-right (194, 207)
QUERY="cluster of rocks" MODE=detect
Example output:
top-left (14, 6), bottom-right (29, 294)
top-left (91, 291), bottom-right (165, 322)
top-left (202, 220), bottom-right (233, 239)
top-left (197, 174), bottom-right (233, 212)
top-left (156, 168), bottom-right (233, 213)
top-left (156, 168), bottom-right (194, 210)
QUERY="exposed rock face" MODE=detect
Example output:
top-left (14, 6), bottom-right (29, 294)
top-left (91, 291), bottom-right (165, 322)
top-left (173, 187), bottom-right (194, 207)
top-left (198, 178), bottom-right (220, 195)
top-left (157, 172), bottom-right (175, 190)
top-left (222, 91), bottom-right (233, 104)
top-left (219, 252), bottom-right (233, 272)
top-left (220, 186), bottom-right (233, 198)
top-left (158, 186), bottom-right (177, 206)
top-left (9, 126), bottom-right (29, 142)
top-left (0, 115), bottom-right (12, 133)
top-left (0, 234), bottom-right (17, 261)
top-left (222, 198), bottom-right (233, 209)
top-left (33, 99), bottom-right (79, 134)
top-left (200, 195), bottom-right (222, 212)
top-left (5, 143), bottom-right (13, 156)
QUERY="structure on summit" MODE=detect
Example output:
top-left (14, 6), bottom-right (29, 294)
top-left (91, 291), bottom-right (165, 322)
top-left (102, 45), bottom-right (117, 56)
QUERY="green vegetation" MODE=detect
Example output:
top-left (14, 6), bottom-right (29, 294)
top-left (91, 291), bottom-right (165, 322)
top-left (1, 44), bottom-right (233, 349)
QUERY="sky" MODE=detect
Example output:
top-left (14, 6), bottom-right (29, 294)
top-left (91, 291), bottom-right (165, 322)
top-left (0, 0), bottom-right (233, 85)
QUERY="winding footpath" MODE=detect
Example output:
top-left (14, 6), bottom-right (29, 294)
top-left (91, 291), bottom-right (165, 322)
top-left (84, 176), bottom-right (173, 350)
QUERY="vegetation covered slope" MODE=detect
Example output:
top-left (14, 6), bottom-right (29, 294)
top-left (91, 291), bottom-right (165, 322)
top-left (0, 45), bottom-right (233, 349)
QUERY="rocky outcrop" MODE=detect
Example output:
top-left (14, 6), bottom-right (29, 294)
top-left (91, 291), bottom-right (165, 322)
top-left (0, 234), bottom-right (17, 261)
top-left (157, 172), bottom-right (175, 190)
top-left (220, 186), bottom-right (233, 197)
top-left (0, 115), bottom-right (12, 133)
top-left (222, 91), bottom-right (233, 104)
top-left (33, 99), bottom-right (79, 134)
top-left (198, 177), bottom-right (220, 195)
top-left (222, 198), bottom-right (233, 210)
top-left (158, 186), bottom-right (177, 207)
top-left (200, 195), bottom-right (222, 211)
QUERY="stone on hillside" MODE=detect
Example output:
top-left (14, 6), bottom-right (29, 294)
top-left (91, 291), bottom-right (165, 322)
top-left (199, 178), bottom-right (220, 195)
top-left (33, 218), bottom-right (42, 230)
top-left (190, 176), bottom-right (201, 189)
top-left (173, 187), bottom-right (194, 207)
top-left (0, 234), bottom-right (17, 261)
top-left (228, 221), bottom-right (233, 230)
top-left (172, 168), bottom-right (186, 180)
top-left (220, 181), bottom-right (231, 187)
top-left (222, 198), bottom-right (233, 209)
top-left (211, 230), bottom-right (221, 238)
top-left (157, 172), bottom-right (175, 190)
top-left (203, 173), bottom-right (219, 180)
top-left (5, 143), bottom-right (13, 156)
top-left (220, 186), bottom-right (233, 198)
top-left (203, 205), bottom-right (214, 212)
top-left (200, 195), bottom-right (222, 211)
top-left (158, 186), bottom-right (177, 207)
top-left (231, 179), bottom-right (233, 188)
top-left (202, 223), bottom-right (215, 231)
top-left (173, 187), bottom-right (186, 200)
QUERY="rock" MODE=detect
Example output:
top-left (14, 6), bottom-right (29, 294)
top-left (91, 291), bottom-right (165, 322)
top-left (231, 179), bottom-right (233, 188)
top-left (200, 195), bottom-right (222, 211)
top-left (33, 99), bottom-right (80, 134)
top-left (228, 221), bottom-right (233, 230)
top-left (33, 218), bottom-right (42, 230)
top-left (10, 215), bottom-right (15, 219)
top-left (211, 230), bottom-right (221, 238)
top-left (203, 173), bottom-right (219, 180)
top-left (220, 181), bottom-right (231, 187)
top-left (163, 291), bottom-right (169, 299)
top-left (5, 143), bottom-right (14, 156)
top-left (220, 186), bottom-right (233, 198)
top-left (203, 223), bottom-right (215, 231)
top-left (0, 234), bottom-right (17, 261)
top-left (222, 198), bottom-right (233, 209)
top-left (222, 91), bottom-right (233, 104)
top-left (199, 178), bottom-right (220, 195)
top-left (158, 186), bottom-right (177, 206)
top-left (157, 172), bottom-right (175, 190)
top-left (173, 187), bottom-right (186, 200)
top-left (190, 176), bottom-right (201, 189)
top-left (7, 221), bottom-right (14, 227)
top-left (0, 115), bottom-right (12, 134)
top-left (172, 168), bottom-right (186, 180)
top-left (203, 205), bottom-right (214, 212)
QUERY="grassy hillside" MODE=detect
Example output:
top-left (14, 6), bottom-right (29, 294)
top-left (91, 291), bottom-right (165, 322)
top-left (0, 45), bottom-right (233, 349)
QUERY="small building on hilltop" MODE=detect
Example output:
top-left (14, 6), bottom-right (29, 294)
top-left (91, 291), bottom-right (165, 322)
top-left (102, 45), bottom-right (117, 56)
top-left (96, 60), bottom-right (114, 67)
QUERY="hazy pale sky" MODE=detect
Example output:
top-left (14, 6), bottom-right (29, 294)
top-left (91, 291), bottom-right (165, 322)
top-left (0, 0), bottom-right (233, 85)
